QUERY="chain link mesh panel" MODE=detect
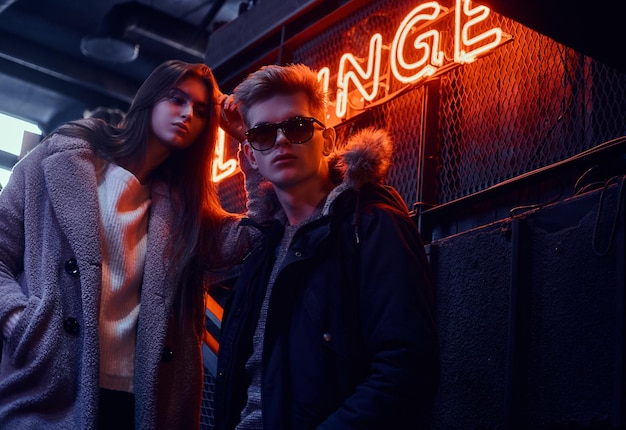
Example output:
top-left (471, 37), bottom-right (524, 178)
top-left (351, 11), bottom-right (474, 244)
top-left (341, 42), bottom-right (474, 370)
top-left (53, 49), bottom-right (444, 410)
top-left (291, 0), bottom-right (626, 206)
top-left (437, 16), bottom-right (626, 202)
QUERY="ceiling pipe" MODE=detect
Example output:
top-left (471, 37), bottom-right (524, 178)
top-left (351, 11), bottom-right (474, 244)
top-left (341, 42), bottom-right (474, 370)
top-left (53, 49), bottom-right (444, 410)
top-left (81, 1), bottom-right (212, 63)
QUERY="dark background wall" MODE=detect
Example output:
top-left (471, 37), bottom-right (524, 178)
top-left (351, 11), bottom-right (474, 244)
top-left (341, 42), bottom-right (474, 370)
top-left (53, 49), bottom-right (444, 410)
top-left (430, 184), bottom-right (624, 428)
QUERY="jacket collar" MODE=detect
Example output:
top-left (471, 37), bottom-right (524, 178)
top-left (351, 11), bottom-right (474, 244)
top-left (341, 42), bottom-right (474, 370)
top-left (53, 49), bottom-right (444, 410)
top-left (42, 135), bottom-right (102, 265)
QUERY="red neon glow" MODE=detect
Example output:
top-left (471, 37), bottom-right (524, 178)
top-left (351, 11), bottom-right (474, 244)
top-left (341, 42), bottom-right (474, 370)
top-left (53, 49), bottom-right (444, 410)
top-left (212, 128), bottom-right (238, 183)
top-left (454, 0), bottom-right (503, 63)
top-left (317, 67), bottom-right (332, 121)
top-left (336, 33), bottom-right (383, 118)
top-left (390, 2), bottom-right (447, 84)
top-left (329, 0), bottom-right (506, 120)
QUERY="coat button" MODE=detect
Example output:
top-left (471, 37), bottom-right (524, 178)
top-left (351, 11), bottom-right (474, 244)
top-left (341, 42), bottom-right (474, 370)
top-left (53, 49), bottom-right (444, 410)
top-left (63, 317), bottom-right (80, 335)
top-left (161, 346), bottom-right (174, 362)
top-left (64, 258), bottom-right (79, 276)
top-left (294, 251), bottom-right (302, 257)
top-left (323, 333), bottom-right (332, 342)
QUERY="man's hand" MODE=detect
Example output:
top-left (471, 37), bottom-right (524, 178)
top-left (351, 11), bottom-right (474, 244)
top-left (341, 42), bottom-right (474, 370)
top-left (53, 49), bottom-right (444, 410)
top-left (218, 93), bottom-right (247, 143)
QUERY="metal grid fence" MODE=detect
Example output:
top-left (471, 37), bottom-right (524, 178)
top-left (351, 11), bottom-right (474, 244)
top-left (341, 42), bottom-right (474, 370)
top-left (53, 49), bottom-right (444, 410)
top-left (292, 0), bottom-right (626, 207)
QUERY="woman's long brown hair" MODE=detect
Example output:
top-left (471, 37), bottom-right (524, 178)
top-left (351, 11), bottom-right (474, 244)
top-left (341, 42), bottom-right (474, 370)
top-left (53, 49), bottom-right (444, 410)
top-left (56, 59), bottom-right (227, 333)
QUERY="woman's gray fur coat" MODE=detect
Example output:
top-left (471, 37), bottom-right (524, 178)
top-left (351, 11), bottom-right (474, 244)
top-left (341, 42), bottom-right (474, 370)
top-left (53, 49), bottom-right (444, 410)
top-left (0, 134), bottom-right (213, 429)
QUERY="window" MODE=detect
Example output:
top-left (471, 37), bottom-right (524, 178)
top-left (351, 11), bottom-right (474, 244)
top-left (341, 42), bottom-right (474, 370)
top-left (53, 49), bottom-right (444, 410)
top-left (0, 113), bottom-right (42, 188)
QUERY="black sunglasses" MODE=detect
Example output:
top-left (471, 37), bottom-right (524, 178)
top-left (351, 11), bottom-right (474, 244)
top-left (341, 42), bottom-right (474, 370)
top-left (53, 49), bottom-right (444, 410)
top-left (245, 116), bottom-right (325, 152)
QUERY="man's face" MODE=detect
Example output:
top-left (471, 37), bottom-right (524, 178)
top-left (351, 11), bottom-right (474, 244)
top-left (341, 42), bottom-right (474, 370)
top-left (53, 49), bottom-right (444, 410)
top-left (243, 92), bottom-right (334, 192)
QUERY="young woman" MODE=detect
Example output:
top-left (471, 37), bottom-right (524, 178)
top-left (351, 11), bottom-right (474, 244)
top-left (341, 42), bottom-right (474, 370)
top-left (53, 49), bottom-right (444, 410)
top-left (0, 60), bottom-right (247, 429)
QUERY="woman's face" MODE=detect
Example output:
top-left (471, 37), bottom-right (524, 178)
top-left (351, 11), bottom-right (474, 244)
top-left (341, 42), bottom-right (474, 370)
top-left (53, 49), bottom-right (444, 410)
top-left (148, 76), bottom-right (211, 157)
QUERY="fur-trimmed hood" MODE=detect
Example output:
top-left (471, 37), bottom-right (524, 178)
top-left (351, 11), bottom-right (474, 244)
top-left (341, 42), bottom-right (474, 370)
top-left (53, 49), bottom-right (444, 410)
top-left (323, 127), bottom-right (393, 215)
top-left (249, 127), bottom-right (395, 220)
top-left (329, 127), bottom-right (393, 190)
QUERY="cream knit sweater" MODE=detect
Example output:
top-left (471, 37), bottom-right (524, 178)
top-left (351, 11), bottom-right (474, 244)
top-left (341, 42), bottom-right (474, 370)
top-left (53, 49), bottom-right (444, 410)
top-left (97, 162), bottom-right (151, 393)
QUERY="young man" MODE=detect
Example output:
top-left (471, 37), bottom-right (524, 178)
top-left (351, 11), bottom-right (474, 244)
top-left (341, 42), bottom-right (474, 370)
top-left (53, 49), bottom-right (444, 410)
top-left (215, 63), bottom-right (440, 429)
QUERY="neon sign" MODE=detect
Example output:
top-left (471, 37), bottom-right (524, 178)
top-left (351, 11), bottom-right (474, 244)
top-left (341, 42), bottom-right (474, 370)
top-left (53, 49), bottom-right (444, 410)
top-left (336, 33), bottom-right (384, 119)
top-left (212, 0), bottom-right (507, 183)
top-left (454, 0), bottom-right (504, 63)
top-left (323, 0), bottom-right (508, 122)
top-left (390, 2), bottom-right (446, 84)
top-left (212, 127), bottom-right (238, 183)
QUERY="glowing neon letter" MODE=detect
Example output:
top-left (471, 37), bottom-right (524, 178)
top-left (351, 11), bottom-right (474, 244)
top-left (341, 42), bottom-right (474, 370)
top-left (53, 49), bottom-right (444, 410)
top-left (317, 67), bottom-right (330, 95)
top-left (390, 2), bottom-right (446, 84)
top-left (212, 128), bottom-right (238, 183)
top-left (335, 33), bottom-right (383, 118)
top-left (454, 0), bottom-right (503, 63)
top-left (317, 67), bottom-right (336, 122)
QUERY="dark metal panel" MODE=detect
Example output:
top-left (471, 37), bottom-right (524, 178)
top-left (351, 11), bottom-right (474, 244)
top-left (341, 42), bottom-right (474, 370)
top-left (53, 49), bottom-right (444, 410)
top-left (430, 186), bottom-right (622, 428)
top-left (205, 0), bottom-right (367, 90)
